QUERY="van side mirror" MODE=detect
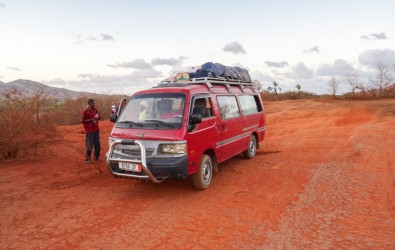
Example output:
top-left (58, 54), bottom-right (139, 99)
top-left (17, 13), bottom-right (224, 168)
top-left (110, 114), bottom-right (118, 123)
top-left (189, 114), bottom-right (202, 125)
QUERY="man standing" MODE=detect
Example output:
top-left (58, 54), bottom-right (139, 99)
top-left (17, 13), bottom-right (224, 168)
top-left (82, 99), bottom-right (101, 163)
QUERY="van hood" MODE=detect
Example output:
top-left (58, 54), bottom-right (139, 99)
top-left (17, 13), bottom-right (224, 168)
top-left (110, 127), bottom-right (181, 141)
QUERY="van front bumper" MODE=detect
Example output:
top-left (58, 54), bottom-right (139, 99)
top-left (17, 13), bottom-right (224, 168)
top-left (106, 140), bottom-right (189, 182)
top-left (108, 155), bottom-right (189, 179)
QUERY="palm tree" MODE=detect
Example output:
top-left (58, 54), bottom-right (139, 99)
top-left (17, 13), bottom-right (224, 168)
top-left (296, 84), bottom-right (301, 99)
top-left (272, 81), bottom-right (281, 100)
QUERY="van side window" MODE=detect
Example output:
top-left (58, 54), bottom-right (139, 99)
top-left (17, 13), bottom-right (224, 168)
top-left (238, 95), bottom-right (261, 115)
top-left (192, 97), bottom-right (213, 118)
top-left (217, 96), bottom-right (240, 119)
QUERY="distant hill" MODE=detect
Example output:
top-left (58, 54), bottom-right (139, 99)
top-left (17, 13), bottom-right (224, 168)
top-left (0, 79), bottom-right (92, 100)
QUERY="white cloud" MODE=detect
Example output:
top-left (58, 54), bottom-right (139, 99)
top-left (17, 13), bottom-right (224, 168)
top-left (0, 2), bottom-right (5, 8)
top-left (303, 46), bottom-right (320, 53)
top-left (88, 33), bottom-right (115, 41)
top-left (223, 41), bottom-right (246, 54)
top-left (294, 78), bottom-right (330, 94)
top-left (131, 68), bottom-right (162, 79)
top-left (265, 61), bottom-right (289, 68)
top-left (44, 78), bottom-right (67, 86)
top-left (151, 57), bottom-right (182, 66)
top-left (250, 70), bottom-right (274, 84)
top-left (100, 33), bottom-right (114, 41)
top-left (66, 32), bottom-right (115, 44)
top-left (77, 74), bottom-right (124, 83)
top-left (361, 32), bottom-right (388, 40)
top-left (65, 32), bottom-right (83, 44)
top-left (78, 69), bottom-right (161, 82)
top-left (293, 63), bottom-right (314, 79)
top-left (277, 71), bottom-right (294, 79)
top-left (358, 49), bottom-right (395, 68)
top-left (107, 59), bottom-right (153, 70)
top-left (7, 66), bottom-right (22, 71)
top-left (44, 71), bottom-right (162, 94)
top-left (316, 59), bottom-right (355, 76)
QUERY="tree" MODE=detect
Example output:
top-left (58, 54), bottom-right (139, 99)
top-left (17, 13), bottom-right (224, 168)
top-left (327, 76), bottom-right (339, 99)
top-left (369, 62), bottom-right (393, 97)
top-left (32, 87), bottom-right (48, 125)
top-left (344, 73), bottom-right (362, 98)
top-left (295, 84), bottom-right (301, 99)
top-left (267, 81), bottom-right (281, 100)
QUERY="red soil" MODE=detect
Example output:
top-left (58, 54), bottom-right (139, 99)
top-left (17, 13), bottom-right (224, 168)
top-left (1, 99), bottom-right (394, 249)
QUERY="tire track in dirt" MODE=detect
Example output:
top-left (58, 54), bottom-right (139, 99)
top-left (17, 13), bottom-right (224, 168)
top-left (262, 120), bottom-right (395, 249)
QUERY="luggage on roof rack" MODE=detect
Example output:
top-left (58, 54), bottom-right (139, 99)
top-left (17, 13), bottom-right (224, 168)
top-left (162, 62), bottom-right (252, 84)
top-left (188, 62), bottom-right (252, 82)
top-left (159, 62), bottom-right (257, 93)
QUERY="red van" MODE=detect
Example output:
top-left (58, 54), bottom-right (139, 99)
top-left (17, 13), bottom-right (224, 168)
top-left (106, 77), bottom-right (266, 189)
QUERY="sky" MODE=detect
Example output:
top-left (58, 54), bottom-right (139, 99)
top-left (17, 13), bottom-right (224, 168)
top-left (1, 0), bottom-right (395, 95)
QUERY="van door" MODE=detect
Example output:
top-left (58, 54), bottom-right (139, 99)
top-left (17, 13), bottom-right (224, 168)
top-left (187, 95), bottom-right (219, 172)
top-left (216, 95), bottom-right (245, 162)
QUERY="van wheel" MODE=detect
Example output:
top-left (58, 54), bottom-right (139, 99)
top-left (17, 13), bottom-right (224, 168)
top-left (244, 135), bottom-right (257, 159)
top-left (193, 154), bottom-right (212, 190)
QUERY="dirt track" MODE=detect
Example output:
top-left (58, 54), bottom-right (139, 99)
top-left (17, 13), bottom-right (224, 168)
top-left (1, 99), bottom-right (394, 249)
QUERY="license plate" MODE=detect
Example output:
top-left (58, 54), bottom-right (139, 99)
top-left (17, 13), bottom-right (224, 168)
top-left (119, 162), bottom-right (142, 172)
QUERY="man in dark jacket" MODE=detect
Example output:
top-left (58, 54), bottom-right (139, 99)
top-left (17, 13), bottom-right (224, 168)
top-left (82, 99), bottom-right (100, 163)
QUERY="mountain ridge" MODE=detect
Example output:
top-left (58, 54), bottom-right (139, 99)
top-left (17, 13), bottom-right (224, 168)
top-left (0, 79), bottom-right (93, 100)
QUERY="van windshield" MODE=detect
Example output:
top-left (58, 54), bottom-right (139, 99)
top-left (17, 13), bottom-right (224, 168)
top-left (117, 93), bottom-right (186, 129)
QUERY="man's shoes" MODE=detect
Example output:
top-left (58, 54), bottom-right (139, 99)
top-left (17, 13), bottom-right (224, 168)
top-left (85, 158), bottom-right (91, 164)
top-left (95, 157), bottom-right (100, 162)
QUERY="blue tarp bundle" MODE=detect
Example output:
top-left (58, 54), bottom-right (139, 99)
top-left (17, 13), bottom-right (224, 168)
top-left (189, 62), bottom-right (251, 82)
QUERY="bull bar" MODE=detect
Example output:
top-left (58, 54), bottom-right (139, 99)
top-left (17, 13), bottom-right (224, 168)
top-left (106, 139), bottom-right (168, 183)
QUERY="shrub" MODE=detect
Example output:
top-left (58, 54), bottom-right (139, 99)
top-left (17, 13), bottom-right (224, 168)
top-left (0, 88), bottom-right (57, 160)
top-left (57, 94), bottom-right (126, 125)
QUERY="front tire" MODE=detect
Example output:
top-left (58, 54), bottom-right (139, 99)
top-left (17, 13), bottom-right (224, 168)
top-left (244, 135), bottom-right (257, 159)
top-left (193, 154), bottom-right (212, 190)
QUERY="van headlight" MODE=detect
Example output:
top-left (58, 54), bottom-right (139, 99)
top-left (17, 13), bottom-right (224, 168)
top-left (160, 143), bottom-right (187, 154)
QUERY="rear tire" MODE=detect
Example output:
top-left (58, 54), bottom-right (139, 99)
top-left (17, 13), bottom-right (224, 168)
top-left (243, 135), bottom-right (257, 159)
top-left (193, 154), bottom-right (212, 190)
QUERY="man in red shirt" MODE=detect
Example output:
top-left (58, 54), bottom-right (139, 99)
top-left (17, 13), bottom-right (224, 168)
top-left (81, 99), bottom-right (101, 163)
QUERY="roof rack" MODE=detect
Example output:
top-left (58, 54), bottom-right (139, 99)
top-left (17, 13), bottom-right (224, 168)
top-left (157, 77), bottom-right (257, 93)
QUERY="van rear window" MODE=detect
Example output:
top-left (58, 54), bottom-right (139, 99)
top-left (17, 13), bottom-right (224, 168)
top-left (217, 96), bottom-right (240, 119)
top-left (238, 95), bottom-right (261, 115)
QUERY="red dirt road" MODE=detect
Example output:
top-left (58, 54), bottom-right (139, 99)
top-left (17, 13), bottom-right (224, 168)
top-left (1, 99), bottom-right (394, 249)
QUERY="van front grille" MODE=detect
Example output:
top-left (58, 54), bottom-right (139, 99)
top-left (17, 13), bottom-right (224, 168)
top-left (122, 148), bottom-right (154, 157)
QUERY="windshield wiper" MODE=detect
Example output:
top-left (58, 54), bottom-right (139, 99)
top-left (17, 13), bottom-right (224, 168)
top-left (144, 119), bottom-right (174, 128)
top-left (118, 120), bottom-right (143, 127)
